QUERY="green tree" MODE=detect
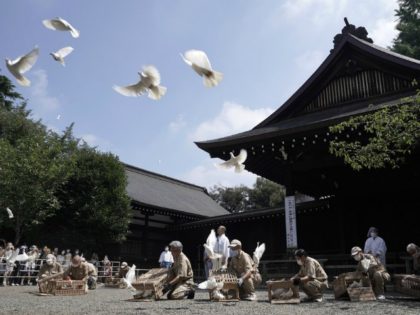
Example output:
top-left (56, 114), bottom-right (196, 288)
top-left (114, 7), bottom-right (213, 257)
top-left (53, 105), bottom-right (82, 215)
top-left (0, 104), bottom-right (77, 244)
top-left (329, 98), bottom-right (420, 171)
top-left (392, 0), bottom-right (420, 59)
top-left (249, 177), bottom-right (285, 209)
top-left (47, 146), bottom-right (132, 251)
top-left (209, 185), bottom-right (251, 213)
top-left (209, 177), bottom-right (285, 212)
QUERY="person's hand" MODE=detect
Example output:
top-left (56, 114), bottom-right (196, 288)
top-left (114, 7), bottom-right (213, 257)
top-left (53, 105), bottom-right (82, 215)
top-left (162, 283), bottom-right (174, 294)
top-left (238, 278), bottom-right (243, 286)
top-left (292, 277), bottom-right (301, 286)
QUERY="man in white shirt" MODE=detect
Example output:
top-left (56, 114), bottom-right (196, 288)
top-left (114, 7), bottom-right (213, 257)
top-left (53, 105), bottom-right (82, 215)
top-left (159, 246), bottom-right (174, 268)
top-left (214, 225), bottom-right (230, 269)
top-left (364, 227), bottom-right (387, 265)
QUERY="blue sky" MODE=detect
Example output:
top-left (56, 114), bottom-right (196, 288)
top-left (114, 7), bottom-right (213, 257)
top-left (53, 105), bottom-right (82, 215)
top-left (1, 0), bottom-right (399, 188)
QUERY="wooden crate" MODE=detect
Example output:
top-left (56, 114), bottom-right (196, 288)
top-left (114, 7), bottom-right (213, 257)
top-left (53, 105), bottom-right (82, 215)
top-left (267, 279), bottom-right (300, 304)
top-left (131, 268), bottom-right (168, 301)
top-left (52, 280), bottom-right (87, 296)
top-left (347, 287), bottom-right (376, 302)
top-left (333, 272), bottom-right (371, 300)
top-left (208, 270), bottom-right (240, 301)
top-left (394, 274), bottom-right (420, 298)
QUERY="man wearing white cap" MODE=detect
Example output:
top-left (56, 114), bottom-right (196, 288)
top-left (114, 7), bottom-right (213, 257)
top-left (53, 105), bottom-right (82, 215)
top-left (351, 246), bottom-right (390, 300)
top-left (228, 239), bottom-right (257, 301)
top-left (118, 262), bottom-right (130, 278)
top-left (37, 254), bottom-right (63, 293)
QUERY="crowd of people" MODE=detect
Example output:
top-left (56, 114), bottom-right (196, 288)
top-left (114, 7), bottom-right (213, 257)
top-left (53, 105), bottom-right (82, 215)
top-left (0, 241), bottom-right (113, 288)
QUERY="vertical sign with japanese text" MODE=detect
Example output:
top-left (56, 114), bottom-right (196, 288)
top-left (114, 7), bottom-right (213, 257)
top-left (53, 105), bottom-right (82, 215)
top-left (285, 195), bottom-right (298, 248)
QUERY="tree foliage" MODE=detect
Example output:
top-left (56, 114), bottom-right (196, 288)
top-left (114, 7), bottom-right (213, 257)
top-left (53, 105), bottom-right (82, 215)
top-left (209, 177), bottom-right (285, 213)
top-left (0, 73), bottom-right (131, 246)
top-left (329, 98), bottom-right (420, 171)
top-left (392, 0), bottom-right (420, 59)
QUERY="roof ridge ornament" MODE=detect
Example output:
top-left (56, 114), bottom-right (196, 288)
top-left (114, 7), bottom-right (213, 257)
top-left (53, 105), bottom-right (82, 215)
top-left (331, 17), bottom-right (373, 53)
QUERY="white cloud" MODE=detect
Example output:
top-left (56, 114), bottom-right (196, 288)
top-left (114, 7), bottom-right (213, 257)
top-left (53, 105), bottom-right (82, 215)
top-left (269, 0), bottom-right (348, 27)
top-left (190, 102), bottom-right (274, 142)
top-left (181, 160), bottom-right (257, 189)
top-left (168, 114), bottom-right (186, 132)
top-left (295, 50), bottom-right (326, 76)
top-left (30, 69), bottom-right (60, 111)
top-left (80, 133), bottom-right (112, 152)
top-left (370, 18), bottom-right (398, 48)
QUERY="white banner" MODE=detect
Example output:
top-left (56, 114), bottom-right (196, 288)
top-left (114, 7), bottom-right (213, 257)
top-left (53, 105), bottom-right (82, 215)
top-left (285, 195), bottom-right (298, 248)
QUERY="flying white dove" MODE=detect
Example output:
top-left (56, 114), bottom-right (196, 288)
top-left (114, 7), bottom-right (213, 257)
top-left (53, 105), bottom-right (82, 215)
top-left (113, 65), bottom-right (167, 100)
top-left (42, 17), bottom-right (80, 38)
top-left (50, 46), bottom-right (74, 66)
top-left (6, 207), bottom-right (14, 219)
top-left (122, 264), bottom-right (136, 290)
top-left (5, 47), bottom-right (39, 87)
top-left (252, 242), bottom-right (266, 266)
top-left (181, 49), bottom-right (223, 87)
top-left (217, 149), bottom-right (247, 173)
top-left (204, 229), bottom-right (223, 271)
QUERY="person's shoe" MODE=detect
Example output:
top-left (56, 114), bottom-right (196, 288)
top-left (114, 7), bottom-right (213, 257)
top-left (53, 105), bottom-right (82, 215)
top-left (187, 289), bottom-right (195, 299)
top-left (315, 297), bottom-right (323, 302)
top-left (377, 295), bottom-right (386, 300)
top-left (243, 293), bottom-right (257, 301)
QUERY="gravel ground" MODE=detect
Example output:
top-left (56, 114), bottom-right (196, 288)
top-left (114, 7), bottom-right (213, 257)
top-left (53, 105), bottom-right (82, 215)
top-left (0, 285), bottom-right (419, 315)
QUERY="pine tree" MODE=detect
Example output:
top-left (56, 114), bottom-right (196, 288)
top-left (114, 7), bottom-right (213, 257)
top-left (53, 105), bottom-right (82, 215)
top-left (392, 0), bottom-right (420, 59)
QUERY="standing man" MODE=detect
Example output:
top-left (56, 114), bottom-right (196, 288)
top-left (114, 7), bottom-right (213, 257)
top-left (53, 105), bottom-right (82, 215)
top-left (291, 249), bottom-right (328, 302)
top-left (163, 241), bottom-right (195, 300)
top-left (158, 246), bottom-right (174, 268)
top-left (228, 239), bottom-right (258, 301)
top-left (364, 227), bottom-right (387, 265)
top-left (351, 246), bottom-right (390, 300)
top-left (214, 226), bottom-right (230, 270)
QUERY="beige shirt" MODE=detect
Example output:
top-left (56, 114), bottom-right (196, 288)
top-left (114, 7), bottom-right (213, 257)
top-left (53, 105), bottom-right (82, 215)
top-left (38, 262), bottom-right (63, 279)
top-left (63, 262), bottom-right (89, 280)
top-left (356, 253), bottom-right (386, 274)
top-left (297, 257), bottom-right (328, 282)
top-left (229, 251), bottom-right (253, 277)
top-left (86, 262), bottom-right (97, 277)
top-left (169, 252), bottom-right (193, 283)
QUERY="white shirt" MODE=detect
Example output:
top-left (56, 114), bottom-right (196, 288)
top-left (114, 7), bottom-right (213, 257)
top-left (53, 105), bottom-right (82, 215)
top-left (159, 250), bottom-right (174, 263)
top-left (214, 234), bottom-right (230, 260)
top-left (364, 236), bottom-right (387, 265)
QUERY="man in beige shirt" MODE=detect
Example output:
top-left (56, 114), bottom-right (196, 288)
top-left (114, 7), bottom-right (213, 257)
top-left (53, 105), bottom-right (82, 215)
top-left (163, 240), bottom-right (195, 300)
top-left (351, 246), bottom-right (390, 300)
top-left (81, 257), bottom-right (98, 290)
top-left (37, 254), bottom-right (63, 293)
top-left (63, 255), bottom-right (89, 281)
top-left (228, 239), bottom-right (259, 301)
top-left (406, 243), bottom-right (420, 275)
top-left (291, 249), bottom-right (328, 302)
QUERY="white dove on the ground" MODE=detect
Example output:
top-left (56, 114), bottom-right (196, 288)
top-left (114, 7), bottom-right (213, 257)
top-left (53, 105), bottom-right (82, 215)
top-left (181, 50), bottom-right (223, 87)
top-left (113, 65), bottom-right (167, 100)
top-left (5, 47), bottom-right (39, 87)
top-left (218, 149), bottom-right (247, 173)
top-left (42, 17), bottom-right (80, 38)
top-left (50, 46), bottom-right (74, 66)
top-left (272, 287), bottom-right (293, 300)
top-left (203, 229), bottom-right (223, 270)
top-left (198, 277), bottom-right (223, 290)
top-left (6, 207), bottom-right (14, 219)
top-left (253, 242), bottom-right (266, 266)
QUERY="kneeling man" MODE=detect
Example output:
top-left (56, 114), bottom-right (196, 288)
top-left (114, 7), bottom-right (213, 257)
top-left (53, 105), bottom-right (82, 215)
top-left (291, 249), bottom-right (328, 302)
top-left (37, 254), bottom-right (63, 293)
top-left (163, 241), bottom-right (195, 300)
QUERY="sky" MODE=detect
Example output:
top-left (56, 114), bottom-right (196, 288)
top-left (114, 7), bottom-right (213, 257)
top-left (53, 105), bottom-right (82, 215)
top-left (0, 0), bottom-right (400, 189)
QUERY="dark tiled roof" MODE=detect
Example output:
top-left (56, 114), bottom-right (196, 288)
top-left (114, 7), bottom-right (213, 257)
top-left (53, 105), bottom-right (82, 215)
top-left (124, 163), bottom-right (230, 217)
